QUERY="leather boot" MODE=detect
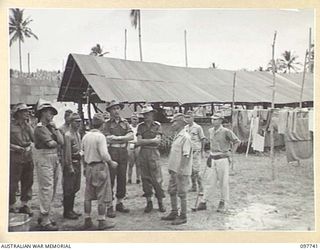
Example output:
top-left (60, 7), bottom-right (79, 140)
top-left (161, 211), bottom-right (178, 221)
top-left (172, 214), bottom-right (187, 225)
top-left (158, 199), bottom-right (166, 213)
top-left (144, 201), bottom-right (153, 213)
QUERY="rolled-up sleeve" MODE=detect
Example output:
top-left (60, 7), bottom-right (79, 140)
top-left (198, 126), bottom-right (205, 140)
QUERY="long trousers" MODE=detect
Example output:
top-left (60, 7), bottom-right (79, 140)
top-left (139, 148), bottom-right (165, 199)
top-left (34, 148), bottom-right (60, 226)
top-left (108, 147), bottom-right (128, 199)
top-left (201, 158), bottom-right (229, 203)
top-left (63, 160), bottom-right (81, 213)
top-left (9, 154), bottom-right (34, 206)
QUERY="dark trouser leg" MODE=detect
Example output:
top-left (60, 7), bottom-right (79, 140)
top-left (116, 148), bottom-right (128, 199)
top-left (139, 149), bottom-right (154, 198)
top-left (148, 149), bottom-right (165, 199)
top-left (197, 172), bottom-right (203, 193)
top-left (9, 158), bottom-right (22, 206)
top-left (20, 160), bottom-right (34, 203)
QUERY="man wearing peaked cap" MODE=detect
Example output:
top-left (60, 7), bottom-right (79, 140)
top-left (9, 103), bottom-right (34, 217)
top-left (197, 112), bottom-right (240, 213)
top-left (136, 104), bottom-right (165, 213)
top-left (62, 113), bottom-right (82, 220)
top-left (103, 101), bottom-right (133, 217)
top-left (33, 99), bottom-right (64, 231)
top-left (81, 112), bottom-right (118, 230)
top-left (162, 113), bottom-right (193, 225)
top-left (185, 110), bottom-right (206, 193)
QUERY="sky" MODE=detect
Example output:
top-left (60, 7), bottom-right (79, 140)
top-left (9, 8), bottom-right (314, 72)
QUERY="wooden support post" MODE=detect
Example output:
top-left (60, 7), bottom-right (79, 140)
top-left (27, 53), bottom-right (30, 75)
top-left (184, 30), bottom-right (188, 67)
top-left (231, 72), bottom-right (236, 170)
top-left (124, 29), bottom-right (127, 60)
top-left (270, 31), bottom-right (277, 180)
top-left (299, 49), bottom-right (308, 108)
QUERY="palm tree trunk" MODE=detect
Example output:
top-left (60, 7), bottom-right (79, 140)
top-left (19, 39), bottom-right (22, 73)
top-left (138, 12), bottom-right (143, 61)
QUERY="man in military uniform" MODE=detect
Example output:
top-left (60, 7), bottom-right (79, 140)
top-left (59, 109), bottom-right (73, 135)
top-left (34, 100), bottom-right (64, 231)
top-left (62, 113), bottom-right (82, 220)
top-left (161, 113), bottom-right (193, 225)
top-left (185, 110), bottom-right (206, 193)
top-left (136, 105), bottom-right (166, 213)
top-left (9, 103), bottom-right (34, 216)
top-left (103, 100), bottom-right (133, 217)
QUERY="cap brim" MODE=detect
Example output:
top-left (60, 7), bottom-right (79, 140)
top-left (106, 103), bottom-right (124, 111)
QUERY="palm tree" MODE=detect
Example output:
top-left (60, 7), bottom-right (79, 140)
top-left (9, 8), bottom-right (38, 73)
top-left (130, 9), bottom-right (143, 61)
top-left (89, 44), bottom-right (109, 56)
top-left (278, 50), bottom-right (302, 74)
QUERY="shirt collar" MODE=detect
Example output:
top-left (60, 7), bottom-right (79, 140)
top-left (213, 125), bottom-right (223, 133)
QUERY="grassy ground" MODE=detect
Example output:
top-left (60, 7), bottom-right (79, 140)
top-left (26, 150), bottom-right (314, 231)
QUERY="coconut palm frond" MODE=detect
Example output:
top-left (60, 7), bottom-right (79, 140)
top-left (130, 9), bottom-right (139, 29)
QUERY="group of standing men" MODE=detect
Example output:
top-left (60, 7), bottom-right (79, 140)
top-left (9, 99), bottom-right (240, 231)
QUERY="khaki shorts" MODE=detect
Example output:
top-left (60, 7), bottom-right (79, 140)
top-left (85, 162), bottom-right (112, 204)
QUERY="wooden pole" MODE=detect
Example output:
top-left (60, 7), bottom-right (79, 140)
top-left (184, 30), bottom-right (188, 67)
top-left (87, 86), bottom-right (92, 126)
top-left (299, 49), bottom-right (308, 108)
top-left (124, 29), bottom-right (127, 60)
top-left (308, 27), bottom-right (312, 73)
top-left (138, 11), bottom-right (143, 61)
top-left (27, 53), bottom-right (30, 75)
top-left (270, 31), bottom-right (277, 180)
top-left (231, 72), bottom-right (236, 170)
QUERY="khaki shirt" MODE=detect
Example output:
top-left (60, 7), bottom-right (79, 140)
top-left (185, 122), bottom-right (205, 151)
top-left (137, 121), bottom-right (162, 148)
top-left (168, 128), bottom-right (193, 175)
top-left (209, 125), bottom-right (240, 155)
top-left (10, 120), bottom-right (34, 162)
top-left (103, 117), bottom-right (132, 137)
top-left (64, 129), bottom-right (81, 168)
top-left (81, 129), bottom-right (112, 164)
top-left (34, 122), bottom-right (59, 150)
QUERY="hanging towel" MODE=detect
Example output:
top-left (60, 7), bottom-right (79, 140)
top-left (309, 109), bottom-right (313, 132)
top-left (285, 110), bottom-right (313, 162)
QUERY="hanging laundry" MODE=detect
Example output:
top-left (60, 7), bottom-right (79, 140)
top-left (285, 110), bottom-right (313, 162)
top-left (308, 109), bottom-right (313, 132)
top-left (278, 109), bottom-right (289, 135)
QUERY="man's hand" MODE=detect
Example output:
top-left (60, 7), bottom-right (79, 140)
top-left (48, 122), bottom-right (57, 129)
top-left (109, 160), bottom-right (118, 169)
top-left (106, 135), bottom-right (116, 141)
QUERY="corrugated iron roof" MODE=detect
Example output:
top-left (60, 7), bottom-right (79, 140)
top-left (58, 53), bottom-right (314, 105)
